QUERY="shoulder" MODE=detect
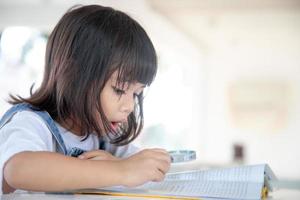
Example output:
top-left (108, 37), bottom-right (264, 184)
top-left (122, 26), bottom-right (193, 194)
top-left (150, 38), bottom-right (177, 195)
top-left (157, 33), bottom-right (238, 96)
top-left (3, 110), bottom-right (49, 131)
top-left (0, 110), bottom-right (54, 150)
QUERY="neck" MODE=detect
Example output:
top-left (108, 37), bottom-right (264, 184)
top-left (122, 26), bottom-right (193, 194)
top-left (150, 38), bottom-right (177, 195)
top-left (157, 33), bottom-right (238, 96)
top-left (58, 118), bottom-right (83, 136)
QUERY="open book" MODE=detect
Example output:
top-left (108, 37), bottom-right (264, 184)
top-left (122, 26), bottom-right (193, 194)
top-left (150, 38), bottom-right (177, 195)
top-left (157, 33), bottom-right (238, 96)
top-left (75, 164), bottom-right (277, 200)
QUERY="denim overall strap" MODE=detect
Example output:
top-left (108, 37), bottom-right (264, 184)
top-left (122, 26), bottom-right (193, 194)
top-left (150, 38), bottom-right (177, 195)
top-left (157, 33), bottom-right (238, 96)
top-left (68, 138), bottom-right (106, 157)
top-left (0, 103), bottom-right (67, 154)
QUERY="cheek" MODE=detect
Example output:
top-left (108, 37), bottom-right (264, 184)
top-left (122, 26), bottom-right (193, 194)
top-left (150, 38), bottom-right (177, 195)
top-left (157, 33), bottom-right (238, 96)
top-left (102, 101), bottom-right (112, 116)
top-left (100, 95), bottom-right (109, 114)
top-left (100, 93), bottom-right (118, 117)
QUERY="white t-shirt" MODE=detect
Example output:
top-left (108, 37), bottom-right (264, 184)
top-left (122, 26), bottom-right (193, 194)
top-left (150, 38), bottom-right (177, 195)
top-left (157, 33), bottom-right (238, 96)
top-left (0, 110), bottom-right (139, 194)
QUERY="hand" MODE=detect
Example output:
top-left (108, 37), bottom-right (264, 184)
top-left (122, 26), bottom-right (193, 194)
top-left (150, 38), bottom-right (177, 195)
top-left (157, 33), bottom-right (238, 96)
top-left (78, 150), bottom-right (119, 161)
top-left (118, 148), bottom-right (171, 187)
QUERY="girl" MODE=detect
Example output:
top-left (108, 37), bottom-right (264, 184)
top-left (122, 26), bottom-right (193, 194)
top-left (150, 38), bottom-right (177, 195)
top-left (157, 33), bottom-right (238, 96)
top-left (0, 5), bottom-right (170, 194)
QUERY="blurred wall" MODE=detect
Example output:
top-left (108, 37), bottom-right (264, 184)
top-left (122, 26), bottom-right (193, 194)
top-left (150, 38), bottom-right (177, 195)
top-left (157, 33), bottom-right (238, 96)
top-left (0, 0), bottom-right (300, 179)
top-left (150, 0), bottom-right (300, 178)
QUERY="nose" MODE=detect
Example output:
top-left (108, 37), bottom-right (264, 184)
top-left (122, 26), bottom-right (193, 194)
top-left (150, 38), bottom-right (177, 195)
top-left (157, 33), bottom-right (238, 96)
top-left (120, 95), bottom-right (135, 114)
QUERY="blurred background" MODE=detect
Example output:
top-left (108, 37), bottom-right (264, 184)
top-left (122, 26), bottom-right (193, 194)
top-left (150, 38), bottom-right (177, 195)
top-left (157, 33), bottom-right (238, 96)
top-left (0, 0), bottom-right (299, 180)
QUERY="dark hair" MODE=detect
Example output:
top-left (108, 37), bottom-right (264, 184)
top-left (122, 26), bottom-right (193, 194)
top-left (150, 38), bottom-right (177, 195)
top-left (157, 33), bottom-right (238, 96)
top-left (9, 5), bottom-right (157, 145)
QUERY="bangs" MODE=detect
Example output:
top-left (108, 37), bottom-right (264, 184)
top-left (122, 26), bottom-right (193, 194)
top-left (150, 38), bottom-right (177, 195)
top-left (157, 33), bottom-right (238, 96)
top-left (107, 14), bottom-right (157, 88)
top-left (111, 45), bottom-right (157, 88)
top-left (116, 57), bottom-right (156, 89)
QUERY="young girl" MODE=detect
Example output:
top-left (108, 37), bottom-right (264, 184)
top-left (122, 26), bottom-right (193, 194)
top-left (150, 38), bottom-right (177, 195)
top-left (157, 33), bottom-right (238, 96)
top-left (0, 5), bottom-right (170, 194)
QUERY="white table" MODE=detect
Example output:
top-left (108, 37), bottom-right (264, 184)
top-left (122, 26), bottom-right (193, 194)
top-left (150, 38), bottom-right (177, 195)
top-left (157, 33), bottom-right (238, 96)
top-left (1, 189), bottom-right (300, 200)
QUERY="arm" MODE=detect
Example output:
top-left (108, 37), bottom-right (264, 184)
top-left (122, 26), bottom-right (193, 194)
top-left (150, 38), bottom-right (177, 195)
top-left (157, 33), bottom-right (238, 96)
top-left (3, 148), bottom-right (170, 192)
top-left (4, 151), bottom-right (122, 192)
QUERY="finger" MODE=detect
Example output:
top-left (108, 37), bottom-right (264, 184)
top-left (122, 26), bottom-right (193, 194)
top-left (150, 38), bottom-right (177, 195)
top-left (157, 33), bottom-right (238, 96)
top-left (78, 151), bottom-right (98, 159)
top-left (89, 156), bottom-right (108, 161)
top-left (152, 169), bottom-right (165, 182)
top-left (149, 148), bottom-right (169, 154)
top-left (142, 149), bottom-right (170, 160)
top-left (149, 150), bottom-right (172, 164)
top-left (90, 155), bottom-right (119, 161)
top-left (157, 160), bottom-right (171, 174)
top-left (79, 150), bottom-right (109, 159)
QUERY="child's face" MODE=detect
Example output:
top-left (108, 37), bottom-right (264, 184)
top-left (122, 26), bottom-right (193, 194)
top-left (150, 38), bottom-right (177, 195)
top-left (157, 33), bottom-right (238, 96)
top-left (100, 71), bottom-right (145, 131)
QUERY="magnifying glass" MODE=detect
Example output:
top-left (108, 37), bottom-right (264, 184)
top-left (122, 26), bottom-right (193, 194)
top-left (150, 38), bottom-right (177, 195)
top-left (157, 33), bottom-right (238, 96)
top-left (168, 150), bottom-right (196, 163)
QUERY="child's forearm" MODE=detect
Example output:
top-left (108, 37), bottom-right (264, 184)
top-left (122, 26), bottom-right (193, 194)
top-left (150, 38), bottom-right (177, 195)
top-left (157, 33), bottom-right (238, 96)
top-left (3, 151), bottom-right (123, 192)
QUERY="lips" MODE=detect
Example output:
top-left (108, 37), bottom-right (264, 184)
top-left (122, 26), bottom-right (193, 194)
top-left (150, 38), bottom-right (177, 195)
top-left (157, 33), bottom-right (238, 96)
top-left (111, 122), bottom-right (121, 131)
top-left (111, 120), bottom-right (126, 131)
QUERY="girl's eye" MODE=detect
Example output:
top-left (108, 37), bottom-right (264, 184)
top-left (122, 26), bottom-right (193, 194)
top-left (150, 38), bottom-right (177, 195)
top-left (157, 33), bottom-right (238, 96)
top-left (112, 86), bottom-right (125, 95)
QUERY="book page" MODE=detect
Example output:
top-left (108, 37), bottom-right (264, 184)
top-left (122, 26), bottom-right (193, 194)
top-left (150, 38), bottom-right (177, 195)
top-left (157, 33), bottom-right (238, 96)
top-left (92, 164), bottom-right (267, 200)
top-left (138, 180), bottom-right (263, 199)
top-left (135, 164), bottom-right (266, 199)
top-left (165, 164), bottom-right (266, 182)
